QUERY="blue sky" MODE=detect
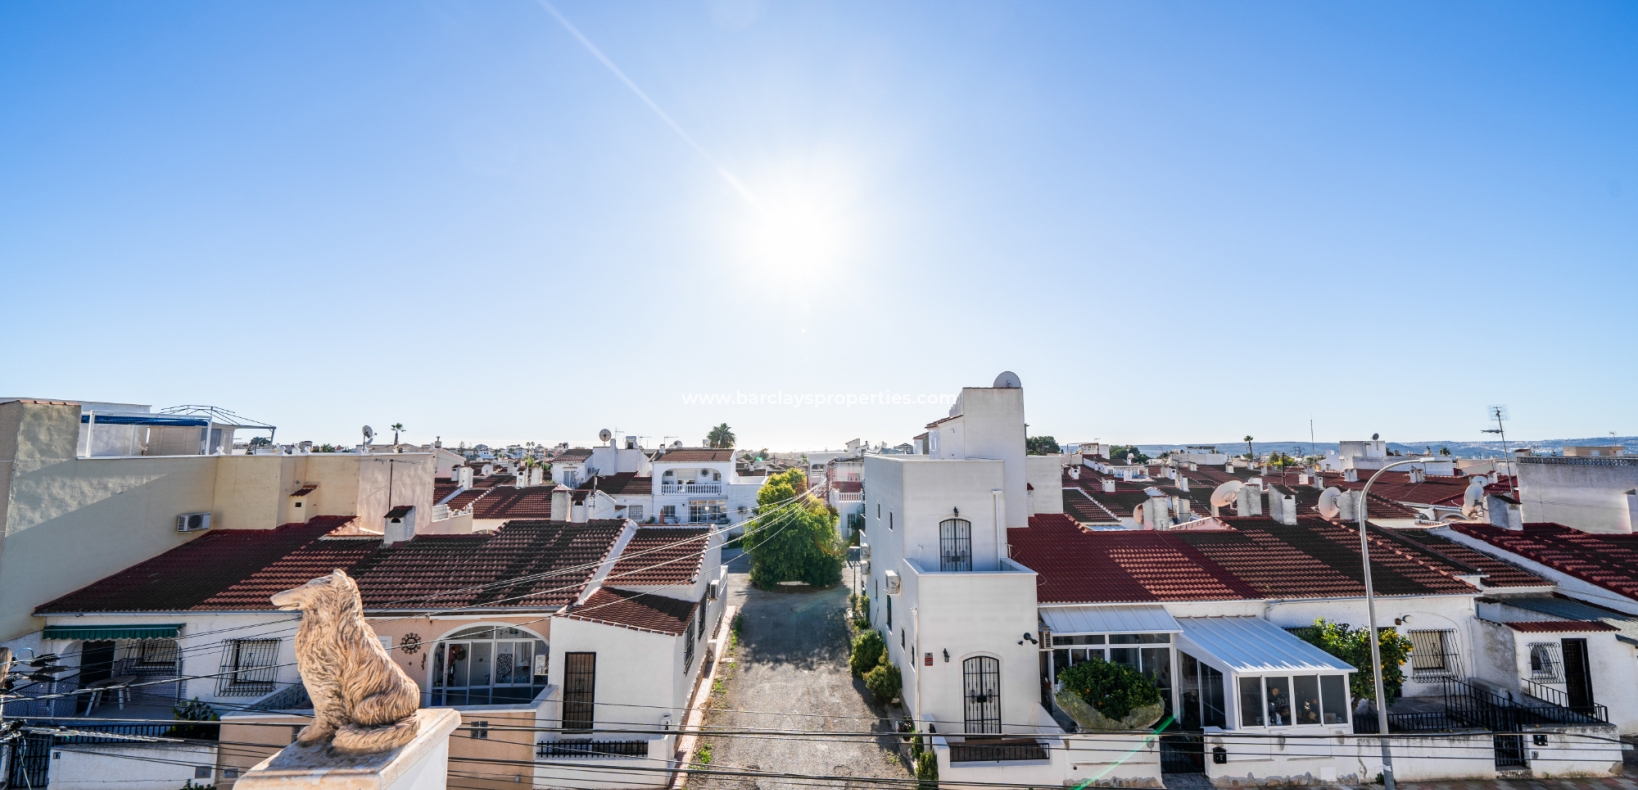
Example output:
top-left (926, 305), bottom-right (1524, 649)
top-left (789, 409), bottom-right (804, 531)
top-left (2, 1), bottom-right (1634, 450)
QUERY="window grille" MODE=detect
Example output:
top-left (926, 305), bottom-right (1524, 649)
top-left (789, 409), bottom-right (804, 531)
top-left (939, 518), bottom-right (973, 571)
top-left (562, 653), bottom-right (597, 731)
top-left (683, 626), bottom-right (696, 673)
top-left (218, 639), bottom-right (279, 695)
top-left (1528, 642), bottom-right (1564, 681)
top-left (1406, 629), bottom-right (1459, 678)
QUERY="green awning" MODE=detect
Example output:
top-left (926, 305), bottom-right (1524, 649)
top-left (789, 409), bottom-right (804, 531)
top-left (41, 624), bottom-right (182, 641)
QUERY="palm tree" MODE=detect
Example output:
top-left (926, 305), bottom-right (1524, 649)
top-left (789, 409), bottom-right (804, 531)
top-left (1244, 435), bottom-right (1255, 461)
top-left (390, 422), bottom-right (405, 445)
top-left (706, 424), bottom-right (736, 449)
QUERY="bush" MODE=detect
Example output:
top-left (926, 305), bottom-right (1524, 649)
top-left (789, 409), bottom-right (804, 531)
top-left (853, 593), bottom-right (872, 628)
top-left (1293, 619), bottom-right (1413, 705)
top-left (850, 630), bottom-right (885, 677)
top-left (1056, 658), bottom-right (1160, 720)
top-left (865, 660), bottom-right (902, 703)
top-left (915, 747), bottom-right (939, 790)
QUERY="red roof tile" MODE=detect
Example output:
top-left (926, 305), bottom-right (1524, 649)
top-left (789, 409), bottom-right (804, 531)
top-left (1500, 620), bottom-right (1618, 633)
top-left (471, 487), bottom-right (556, 520)
top-left (578, 472), bottom-right (652, 496)
top-left (35, 518), bottom-right (627, 614)
top-left (655, 448), bottom-right (735, 463)
top-left (562, 588), bottom-right (697, 635)
top-left (444, 488), bottom-right (494, 510)
top-left (1010, 515), bottom-right (1262, 603)
top-left (1451, 522), bottom-right (1638, 601)
top-left (1185, 518), bottom-right (1475, 598)
top-left (1393, 530), bottom-right (1547, 588)
top-left (608, 528), bottom-right (709, 586)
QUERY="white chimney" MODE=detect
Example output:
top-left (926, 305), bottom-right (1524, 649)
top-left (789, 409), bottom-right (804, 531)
top-left (1343, 468), bottom-right (1359, 483)
top-left (1069, 466), bottom-right (1081, 480)
top-left (1338, 491), bottom-right (1358, 522)
top-left (1101, 479), bottom-right (1116, 493)
top-left (1279, 494), bottom-right (1298, 525)
top-left (1409, 467), bottom-right (1426, 484)
top-left (383, 506), bottom-right (417, 546)
top-left (1178, 476), bottom-right (1190, 493)
top-left (1236, 485), bottom-right (1263, 516)
top-left (551, 487), bottom-right (572, 521)
top-left (457, 466), bottom-right (474, 489)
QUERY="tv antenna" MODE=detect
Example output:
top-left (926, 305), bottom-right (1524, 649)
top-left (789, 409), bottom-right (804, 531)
top-left (1480, 405), bottom-right (1518, 498)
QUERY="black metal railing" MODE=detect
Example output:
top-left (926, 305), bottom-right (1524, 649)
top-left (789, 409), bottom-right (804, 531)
top-left (1351, 711), bottom-right (1465, 734)
top-left (1442, 678), bottom-right (1608, 728)
top-left (949, 740), bottom-right (1048, 763)
top-left (537, 739), bottom-right (650, 759)
top-left (1517, 676), bottom-right (1607, 722)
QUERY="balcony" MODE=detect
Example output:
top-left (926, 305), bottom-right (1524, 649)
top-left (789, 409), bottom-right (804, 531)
top-left (661, 483), bottom-right (723, 495)
top-left (832, 491), bottom-right (863, 503)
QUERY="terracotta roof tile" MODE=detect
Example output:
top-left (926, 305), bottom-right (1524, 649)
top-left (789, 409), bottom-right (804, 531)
top-left (471, 487), bottom-right (557, 520)
top-left (655, 448), bottom-right (735, 463)
top-left (562, 588), bottom-right (697, 635)
top-left (1451, 522), bottom-right (1638, 601)
top-left (35, 518), bottom-right (626, 614)
top-left (608, 528), bottom-right (709, 586)
top-left (1394, 529), bottom-right (1548, 588)
top-left (1010, 515), bottom-right (1261, 603)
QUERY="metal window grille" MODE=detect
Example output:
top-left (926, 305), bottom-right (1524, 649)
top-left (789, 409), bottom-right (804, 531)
top-left (217, 639), bottom-right (279, 695)
top-left (963, 656), bottom-right (1002, 735)
top-left (683, 626), bottom-right (696, 673)
top-left (562, 652), bottom-right (597, 731)
top-left (537, 740), bottom-right (649, 758)
top-left (1407, 629), bottom-right (1459, 678)
top-left (697, 593), bottom-right (709, 640)
top-left (1528, 642), bottom-right (1564, 681)
top-left (939, 518), bottom-right (973, 572)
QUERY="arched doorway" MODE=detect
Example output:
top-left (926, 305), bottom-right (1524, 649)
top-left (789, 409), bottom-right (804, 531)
top-left (963, 655), bottom-right (1001, 735)
top-left (428, 625), bottom-right (549, 706)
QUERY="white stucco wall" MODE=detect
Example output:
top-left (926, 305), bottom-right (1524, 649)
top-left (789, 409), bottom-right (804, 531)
top-left (52, 742), bottom-right (220, 790)
top-left (1516, 457), bottom-right (1638, 534)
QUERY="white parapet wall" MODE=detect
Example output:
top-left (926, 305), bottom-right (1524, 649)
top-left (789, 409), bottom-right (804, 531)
top-left (53, 742), bottom-right (221, 790)
top-left (931, 731), bottom-right (1163, 789)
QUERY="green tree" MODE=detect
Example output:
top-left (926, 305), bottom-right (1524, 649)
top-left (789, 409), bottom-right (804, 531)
top-left (390, 422), bottom-right (405, 445)
top-left (1244, 435), bottom-right (1256, 461)
top-left (1026, 436), bottom-right (1060, 455)
top-left (1293, 618), bottom-right (1414, 705)
top-left (706, 423), bottom-right (736, 448)
top-left (1110, 445), bottom-right (1150, 464)
top-left (1439, 446), bottom-right (1452, 457)
top-left (744, 469), bottom-right (845, 588)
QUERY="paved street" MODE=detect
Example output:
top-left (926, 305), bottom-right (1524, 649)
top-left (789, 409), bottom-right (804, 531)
top-left (693, 551), bottom-right (909, 790)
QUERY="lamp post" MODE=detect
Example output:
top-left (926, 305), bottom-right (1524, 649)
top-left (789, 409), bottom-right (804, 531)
top-left (1356, 456), bottom-right (1434, 790)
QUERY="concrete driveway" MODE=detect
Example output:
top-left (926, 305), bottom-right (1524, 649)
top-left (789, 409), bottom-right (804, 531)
top-left (693, 552), bottom-right (910, 790)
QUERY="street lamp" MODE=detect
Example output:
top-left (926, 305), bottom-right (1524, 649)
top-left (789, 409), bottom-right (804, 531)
top-left (1357, 456), bottom-right (1435, 790)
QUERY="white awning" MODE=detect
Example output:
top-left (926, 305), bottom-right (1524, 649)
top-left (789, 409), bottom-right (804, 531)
top-left (1040, 605), bottom-right (1181, 635)
top-left (1176, 617), bottom-right (1354, 675)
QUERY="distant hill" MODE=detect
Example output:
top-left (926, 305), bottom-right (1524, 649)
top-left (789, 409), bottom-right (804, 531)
top-left (1130, 437), bottom-right (1638, 460)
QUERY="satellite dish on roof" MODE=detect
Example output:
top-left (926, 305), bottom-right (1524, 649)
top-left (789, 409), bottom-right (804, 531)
top-left (1317, 487), bottom-right (1344, 520)
top-left (1210, 480), bottom-right (1244, 510)
top-left (993, 371), bottom-right (1022, 389)
top-left (672, 440), bottom-right (683, 448)
top-left (1461, 478), bottom-right (1488, 520)
top-left (1372, 433), bottom-right (1380, 441)
top-left (599, 428), bottom-right (613, 444)
top-left (362, 425), bottom-right (375, 442)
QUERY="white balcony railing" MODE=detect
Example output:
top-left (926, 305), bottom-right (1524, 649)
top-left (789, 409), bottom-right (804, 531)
top-left (832, 492), bottom-right (863, 503)
top-left (661, 483), bottom-right (723, 495)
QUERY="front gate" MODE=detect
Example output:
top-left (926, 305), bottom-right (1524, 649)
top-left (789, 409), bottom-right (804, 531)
top-left (1159, 733), bottom-right (1206, 773)
top-left (962, 656), bottom-right (1001, 735)
top-left (8, 731), bottom-right (52, 788)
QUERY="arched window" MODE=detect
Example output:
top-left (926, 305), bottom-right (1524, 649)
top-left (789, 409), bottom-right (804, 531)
top-left (429, 625), bottom-right (549, 706)
top-left (963, 655), bottom-right (1001, 735)
top-left (939, 518), bottom-right (972, 572)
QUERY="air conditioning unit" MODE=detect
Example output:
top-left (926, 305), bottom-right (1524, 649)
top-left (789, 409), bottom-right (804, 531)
top-left (859, 543), bottom-right (871, 562)
top-left (884, 570), bottom-right (901, 595)
top-left (176, 512), bottom-right (212, 533)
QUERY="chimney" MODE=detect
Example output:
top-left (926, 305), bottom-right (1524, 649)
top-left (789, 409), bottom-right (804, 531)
top-left (1173, 496), bottom-right (1192, 520)
top-left (1338, 491), bottom-right (1357, 521)
top-left (551, 487), bottom-right (572, 521)
top-left (1279, 494), bottom-right (1298, 525)
top-left (1188, 462), bottom-right (1199, 472)
top-left (457, 466), bottom-right (474, 489)
top-left (1178, 476), bottom-right (1190, 492)
top-left (1069, 466), bottom-right (1081, 480)
top-left (1409, 467), bottom-right (1426, 484)
top-left (1236, 485), bottom-right (1263, 516)
top-left (383, 506), bottom-right (416, 546)
top-left (1343, 468), bottom-right (1359, 483)
top-left (1101, 479), bottom-right (1116, 493)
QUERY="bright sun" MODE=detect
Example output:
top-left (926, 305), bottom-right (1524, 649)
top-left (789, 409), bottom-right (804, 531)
top-left (721, 160), bottom-right (863, 289)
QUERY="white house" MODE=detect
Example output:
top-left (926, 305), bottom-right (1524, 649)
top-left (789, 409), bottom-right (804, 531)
top-left (650, 448), bottom-right (765, 525)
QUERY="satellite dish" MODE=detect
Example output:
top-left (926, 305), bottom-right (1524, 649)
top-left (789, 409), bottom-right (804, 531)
top-left (993, 370), bottom-right (1022, 389)
top-left (1372, 433), bottom-right (1380, 441)
top-left (672, 440), bottom-right (683, 448)
top-left (599, 428), bottom-right (613, 443)
top-left (1210, 480), bottom-right (1244, 510)
top-left (362, 425), bottom-right (375, 441)
top-left (1317, 487), bottom-right (1343, 520)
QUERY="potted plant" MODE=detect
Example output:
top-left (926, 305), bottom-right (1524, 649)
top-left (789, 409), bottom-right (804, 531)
top-left (1054, 658), bottom-right (1165, 730)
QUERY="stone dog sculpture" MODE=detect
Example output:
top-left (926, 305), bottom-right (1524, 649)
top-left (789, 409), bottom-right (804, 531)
top-left (271, 569), bottom-right (421, 752)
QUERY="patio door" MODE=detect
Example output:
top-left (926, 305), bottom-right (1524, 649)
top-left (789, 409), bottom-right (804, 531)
top-left (76, 641), bottom-right (117, 714)
top-left (963, 656), bottom-right (1001, 735)
top-left (563, 652), bottom-right (597, 731)
top-left (1562, 638), bottom-right (1594, 711)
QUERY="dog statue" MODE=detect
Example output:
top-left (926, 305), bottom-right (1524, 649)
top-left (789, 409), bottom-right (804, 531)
top-left (271, 569), bottom-right (421, 752)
